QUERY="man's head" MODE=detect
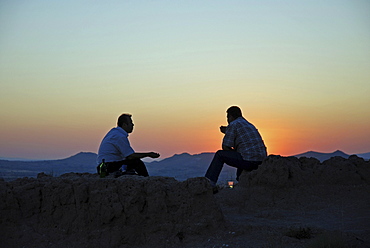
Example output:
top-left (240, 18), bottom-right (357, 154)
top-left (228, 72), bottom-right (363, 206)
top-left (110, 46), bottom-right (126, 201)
top-left (117, 113), bottom-right (134, 133)
top-left (226, 106), bottom-right (242, 123)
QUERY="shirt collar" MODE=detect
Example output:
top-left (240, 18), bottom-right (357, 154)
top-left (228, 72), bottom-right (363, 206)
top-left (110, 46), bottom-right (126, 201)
top-left (229, 116), bottom-right (243, 124)
top-left (114, 126), bottom-right (129, 137)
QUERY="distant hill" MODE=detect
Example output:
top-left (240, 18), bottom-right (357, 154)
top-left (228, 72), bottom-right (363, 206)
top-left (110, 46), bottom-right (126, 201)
top-left (0, 152), bottom-right (236, 183)
top-left (0, 152), bottom-right (97, 181)
top-left (146, 152), bottom-right (236, 183)
top-left (293, 150), bottom-right (351, 162)
top-left (357, 152), bottom-right (370, 160)
top-left (1, 150), bottom-right (369, 181)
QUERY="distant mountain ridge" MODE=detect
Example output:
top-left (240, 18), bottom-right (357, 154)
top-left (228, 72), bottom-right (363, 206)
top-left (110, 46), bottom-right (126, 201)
top-left (294, 150), bottom-right (349, 162)
top-left (294, 150), bottom-right (370, 162)
top-left (0, 152), bottom-right (98, 181)
top-left (146, 152), bottom-right (236, 183)
top-left (1, 150), bottom-right (369, 181)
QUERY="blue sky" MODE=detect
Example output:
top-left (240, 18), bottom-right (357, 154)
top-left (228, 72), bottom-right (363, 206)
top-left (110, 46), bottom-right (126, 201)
top-left (0, 0), bottom-right (369, 159)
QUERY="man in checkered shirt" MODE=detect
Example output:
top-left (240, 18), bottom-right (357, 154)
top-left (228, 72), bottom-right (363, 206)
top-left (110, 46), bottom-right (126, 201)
top-left (205, 106), bottom-right (267, 188)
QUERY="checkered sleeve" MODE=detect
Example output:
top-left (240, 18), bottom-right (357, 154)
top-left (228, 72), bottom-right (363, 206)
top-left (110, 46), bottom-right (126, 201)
top-left (222, 125), bottom-right (235, 148)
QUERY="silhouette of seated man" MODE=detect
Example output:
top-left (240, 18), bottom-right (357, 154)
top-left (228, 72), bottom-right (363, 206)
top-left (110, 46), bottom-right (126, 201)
top-left (97, 113), bottom-right (160, 177)
top-left (205, 106), bottom-right (267, 187)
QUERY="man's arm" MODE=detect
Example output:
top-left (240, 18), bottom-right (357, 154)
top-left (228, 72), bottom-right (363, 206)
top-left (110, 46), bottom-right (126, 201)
top-left (222, 145), bottom-right (234, 151)
top-left (221, 124), bottom-right (234, 151)
top-left (220, 126), bottom-right (227, 134)
top-left (126, 152), bottom-right (160, 160)
top-left (220, 126), bottom-right (232, 150)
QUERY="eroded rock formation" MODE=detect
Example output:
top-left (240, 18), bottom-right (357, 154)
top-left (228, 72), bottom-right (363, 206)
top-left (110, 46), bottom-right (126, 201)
top-left (0, 175), bottom-right (223, 247)
top-left (1, 155), bottom-right (369, 247)
top-left (239, 155), bottom-right (370, 188)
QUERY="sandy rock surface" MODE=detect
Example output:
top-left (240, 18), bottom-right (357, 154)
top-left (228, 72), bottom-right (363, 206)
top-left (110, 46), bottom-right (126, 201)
top-left (0, 175), bottom-right (223, 248)
top-left (1, 155), bottom-right (369, 248)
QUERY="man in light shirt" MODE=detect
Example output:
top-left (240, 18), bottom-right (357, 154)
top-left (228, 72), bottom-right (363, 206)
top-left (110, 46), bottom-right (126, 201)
top-left (205, 106), bottom-right (267, 189)
top-left (97, 113), bottom-right (160, 177)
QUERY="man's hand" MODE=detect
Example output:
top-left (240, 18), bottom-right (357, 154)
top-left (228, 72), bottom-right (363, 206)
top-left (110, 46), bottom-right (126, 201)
top-left (220, 126), bottom-right (227, 134)
top-left (148, 152), bottom-right (160, 158)
top-left (127, 152), bottom-right (160, 160)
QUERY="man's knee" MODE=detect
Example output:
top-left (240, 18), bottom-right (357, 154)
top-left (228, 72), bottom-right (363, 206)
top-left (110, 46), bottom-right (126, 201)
top-left (124, 158), bottom-right (142, 165)
top-left (215, 150), bottom-right (234, 160)
top-left (215, 150), bottom-right (224, 157)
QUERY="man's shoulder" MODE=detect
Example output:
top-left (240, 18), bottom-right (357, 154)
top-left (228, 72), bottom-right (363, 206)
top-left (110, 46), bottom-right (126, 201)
top-left (106, 127), bottom-right (128, 138)
top-left (232, 117), bottom-right (249, 126)
top-left (233, 118), bottom-right (257, 131)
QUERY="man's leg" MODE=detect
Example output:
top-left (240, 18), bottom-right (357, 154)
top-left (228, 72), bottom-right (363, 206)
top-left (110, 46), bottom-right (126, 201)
top-left (205, 150), bottom-right (260, 184)
top-left (105, 161), bottom-right (125, 173)
top-left (236, 168), bottom-right (243, 181)
top-left (205, 150), bottom-right (240, 184)
top-left (124, 159), bottom-right (149, 177)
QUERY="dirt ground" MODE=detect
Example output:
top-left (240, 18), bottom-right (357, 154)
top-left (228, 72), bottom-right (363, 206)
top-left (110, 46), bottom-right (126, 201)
top-left (168, 183), bottom-right (370, 248)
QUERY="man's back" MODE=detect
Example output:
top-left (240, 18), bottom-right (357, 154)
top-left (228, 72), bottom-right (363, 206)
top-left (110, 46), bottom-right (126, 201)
top-left (97, 127), bottom-right (134, 165)
top-left (223, 117), bottom-right (267, 161)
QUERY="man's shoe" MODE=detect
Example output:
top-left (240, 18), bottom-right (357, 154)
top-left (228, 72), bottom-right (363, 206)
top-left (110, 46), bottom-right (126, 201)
top-left (205, 177), bottom-right (218, 194)
top-left (212, 186), bottom-right (219, 194)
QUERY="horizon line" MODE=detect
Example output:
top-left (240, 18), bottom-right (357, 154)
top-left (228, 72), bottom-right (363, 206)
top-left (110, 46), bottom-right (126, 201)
top-left (1, 149), bottom-right (369, 161)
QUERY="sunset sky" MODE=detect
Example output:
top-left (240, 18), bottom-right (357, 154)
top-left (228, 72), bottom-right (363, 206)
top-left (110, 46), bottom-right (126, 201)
top-left (1, 0), bottom-right (369, 160)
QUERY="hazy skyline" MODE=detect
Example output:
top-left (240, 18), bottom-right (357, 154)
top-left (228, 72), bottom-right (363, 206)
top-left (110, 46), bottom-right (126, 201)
top-left (1, 1), bottom-right (369, 160)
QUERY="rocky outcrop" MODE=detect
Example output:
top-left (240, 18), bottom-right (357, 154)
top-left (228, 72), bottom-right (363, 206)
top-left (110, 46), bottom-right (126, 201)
top-left (216, 155), bottom-right (370, 248)
top-left (0, 174), bottom-right (224, 248)
top-left (232, 155), bottom-right (370, 216)
top-left (239, 155), bottom-right (370, 188)
top-left (2, 155), bottom-right (369, 248)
